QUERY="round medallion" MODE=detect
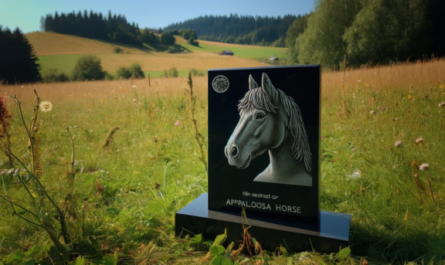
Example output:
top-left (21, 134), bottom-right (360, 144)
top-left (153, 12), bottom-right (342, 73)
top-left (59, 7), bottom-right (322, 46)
top-left (212, 75), bottom-right (230, 93)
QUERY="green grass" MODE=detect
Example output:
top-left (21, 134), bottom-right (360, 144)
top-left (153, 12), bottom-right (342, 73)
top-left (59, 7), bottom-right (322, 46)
top-left (143, 70), bottom-right (190, 78)
top-left (1, 78), bottom-right (445, 264)
top-left (182, 42), bottom-right (286, 60)
top-left (38, 54), bottom-right (85, 75)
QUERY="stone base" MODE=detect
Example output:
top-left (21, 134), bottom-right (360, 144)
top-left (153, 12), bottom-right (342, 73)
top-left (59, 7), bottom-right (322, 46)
top-left (175, 194), bottom-right (351, 253)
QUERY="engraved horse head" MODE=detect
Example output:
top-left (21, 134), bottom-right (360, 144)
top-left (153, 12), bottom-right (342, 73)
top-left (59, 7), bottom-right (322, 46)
top-left (224, 73), bottom-right (312, 186)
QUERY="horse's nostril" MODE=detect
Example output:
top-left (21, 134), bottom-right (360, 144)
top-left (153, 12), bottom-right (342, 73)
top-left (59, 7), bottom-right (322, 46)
top-left (231, 146), bottom-right (238, 157)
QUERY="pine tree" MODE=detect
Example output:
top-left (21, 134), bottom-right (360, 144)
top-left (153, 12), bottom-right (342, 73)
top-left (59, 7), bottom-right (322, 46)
top-left (0, 27), bottom-right (41, 84)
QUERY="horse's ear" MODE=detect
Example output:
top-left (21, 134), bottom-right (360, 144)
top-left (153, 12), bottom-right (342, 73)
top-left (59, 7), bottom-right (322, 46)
top-left (261, 73), bottom-right (278, 100)
top-left (248, 75), bottom-right (258, 90)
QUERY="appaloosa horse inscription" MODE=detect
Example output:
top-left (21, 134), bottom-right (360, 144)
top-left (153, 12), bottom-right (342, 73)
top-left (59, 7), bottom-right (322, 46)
top-left (225, 73), bottom-right (312, 186)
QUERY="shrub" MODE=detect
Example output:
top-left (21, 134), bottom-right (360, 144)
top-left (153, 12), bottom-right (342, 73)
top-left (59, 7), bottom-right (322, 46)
top-left (113, 47), bottom-right (123, 53)
top-left (116, 66), bottom-right (132, 79)
top-left (71, 55), bottom-right (105, 81)
top-left (116, 63), bottom-right (145, 79)
top-left (162, 67), bottom-right (178, 78)
top-left (104, 71), bottom-right (114, 80)
top-left (42, 69), bottom-right (70, 83)
top-left (160, 32), bottom-right (175, 46)
top-left (188, 38), bottom-right (199, 46)
top-left (189, 68), bottom-right (204, 77)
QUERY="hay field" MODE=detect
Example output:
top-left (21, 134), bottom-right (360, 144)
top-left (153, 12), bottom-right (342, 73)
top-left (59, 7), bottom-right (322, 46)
top-left (1, 58), bottom-right (445, 263)
top-left (28, 32), bottom-right (270, 75)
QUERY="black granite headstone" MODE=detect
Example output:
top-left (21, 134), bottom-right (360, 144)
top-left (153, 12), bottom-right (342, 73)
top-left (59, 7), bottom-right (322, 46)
top-left (175, 65), bottom-right (351, 253)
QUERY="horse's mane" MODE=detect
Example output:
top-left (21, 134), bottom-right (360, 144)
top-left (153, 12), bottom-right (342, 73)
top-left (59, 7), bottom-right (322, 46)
top-left (238, 88), bottom-right (312, 173)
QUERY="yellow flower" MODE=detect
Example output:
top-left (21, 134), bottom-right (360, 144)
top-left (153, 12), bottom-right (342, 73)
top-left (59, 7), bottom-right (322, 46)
top-left (101, 100), bottom-right (105, 103)
top-left (440, 84), bottom-right (444, 89)
top-left (407, 95), bottom-right (412, 100)
top-left (39, 101), bottom-right (52, 112)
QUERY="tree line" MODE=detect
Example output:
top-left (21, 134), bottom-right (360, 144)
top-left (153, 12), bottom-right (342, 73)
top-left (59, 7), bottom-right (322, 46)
top-left (286, 0), bottom-right (445, 68)
top-left (0, 27), bottom-right (41, 84)
top-left (163, 14), bottom-right (306, 47)
top-left (43, 10), bottom-right (141, 45)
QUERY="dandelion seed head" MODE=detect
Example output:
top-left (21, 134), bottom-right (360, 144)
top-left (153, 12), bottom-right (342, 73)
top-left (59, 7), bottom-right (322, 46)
top-left (39, 101), bottom-right (53, 112)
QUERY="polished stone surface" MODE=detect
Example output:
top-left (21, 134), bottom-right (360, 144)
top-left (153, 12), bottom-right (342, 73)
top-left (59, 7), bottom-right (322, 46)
top-left (208, 66), bottom-right (321, 223)
top-left (176, 194), bottom-right (351, 253)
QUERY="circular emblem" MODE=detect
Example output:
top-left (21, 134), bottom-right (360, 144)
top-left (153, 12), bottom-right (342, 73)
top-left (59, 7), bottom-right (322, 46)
top-left (212, 75), bottom-right (230, 93)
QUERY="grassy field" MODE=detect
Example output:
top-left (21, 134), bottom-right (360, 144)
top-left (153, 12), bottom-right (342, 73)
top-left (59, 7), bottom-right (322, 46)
top-left (182, 40), bottom-right (286, 60)
top-left (28, 32), bottom-right (275, 77)
top-left (1, 58), bottom-right (445, 264)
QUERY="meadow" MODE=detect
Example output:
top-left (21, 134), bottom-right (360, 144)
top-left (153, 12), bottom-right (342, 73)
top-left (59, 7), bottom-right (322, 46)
top-left (28, 32), bottom-right (282, 77)
top-left (1, 57), bottom-right (445, 264)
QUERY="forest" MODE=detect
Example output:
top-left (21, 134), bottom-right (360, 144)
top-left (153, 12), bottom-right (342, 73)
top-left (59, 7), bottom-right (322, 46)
top-left (0, 27), bottom-right (41, 84)
top-left (42, 10), bottom-right (142, 45)
top-left (163, 14), bottom-right (308, 47)
top-left (285, 0), bottom-right (445, 68)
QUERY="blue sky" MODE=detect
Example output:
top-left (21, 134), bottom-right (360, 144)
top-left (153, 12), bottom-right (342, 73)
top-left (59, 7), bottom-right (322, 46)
top-left (0, 0), bottom-right (315, 33)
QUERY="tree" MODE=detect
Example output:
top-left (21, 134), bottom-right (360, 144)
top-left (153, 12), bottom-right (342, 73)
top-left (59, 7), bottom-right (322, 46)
top-left (71, 55), bottom-right (105, 81)
top-left (343, 0), bottom-right (432, 66)
top-left (0, 27), bottom-right (41, 84)
top-left (293, 0), bottom-right (362, 68)
top-left (138, 29), bottom-right (159, 45)
top-left (160, 32), bottom-right (175, 46)
top-left (285, 14), bottom-right (310, 60)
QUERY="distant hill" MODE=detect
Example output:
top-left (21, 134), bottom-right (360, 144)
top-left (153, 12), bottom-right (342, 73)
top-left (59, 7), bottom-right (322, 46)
top-left (163, 14), bottom-right (309, 47)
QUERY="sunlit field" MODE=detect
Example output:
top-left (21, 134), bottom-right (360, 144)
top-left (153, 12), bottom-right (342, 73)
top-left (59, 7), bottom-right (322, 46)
top-left (28, 32), bottom-right (271, 76)
top-left (1, 59), bottom-right (445, 264)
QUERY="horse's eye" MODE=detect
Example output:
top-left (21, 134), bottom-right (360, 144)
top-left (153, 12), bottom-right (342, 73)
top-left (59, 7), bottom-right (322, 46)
top-left (256, 113), bottom-right (266, 119)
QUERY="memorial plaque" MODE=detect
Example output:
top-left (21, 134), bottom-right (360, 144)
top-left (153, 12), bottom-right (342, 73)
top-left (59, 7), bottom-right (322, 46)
top-left (175, 65), bottom-right (351, 253)
top-left (208, 65), bottom-right (320, 225)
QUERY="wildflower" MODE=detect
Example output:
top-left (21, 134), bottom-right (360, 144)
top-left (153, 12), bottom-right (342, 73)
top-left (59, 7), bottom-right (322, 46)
top-left (133, 99), bottom-right (137, 103)
top-left (415, 137), bottom-right (423, 144)
top-left (133, 85), bottom-right (137, 88)
top-left (440, 84), bottom-right (444, 89)
top-left (393, 117), bottom-right (399, 121)
top-left (369, 110), bottom-right (375, 115)
top-left (419, 163), bottom-right (429, 171)
top-left (348, 171), bottom-right (361, 179)
top-left (439, 102), bottom-right (445, 107)
top-left (407, 95), bottom-right (412, 100)
top-left (39, 101), bottom-right (53, 112)
top-left (382, 106), bottom-right (386, 111)
top-left (424, 95), bottom-right (429, 99)
top-left (175, 121), bottom-right (181, 126)
top-left (394, 140), bottom-right (402, 147)
top-left (122, 89), bottom-right (126, 92)
top-left (100, 99), bottom-right (104, 103)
